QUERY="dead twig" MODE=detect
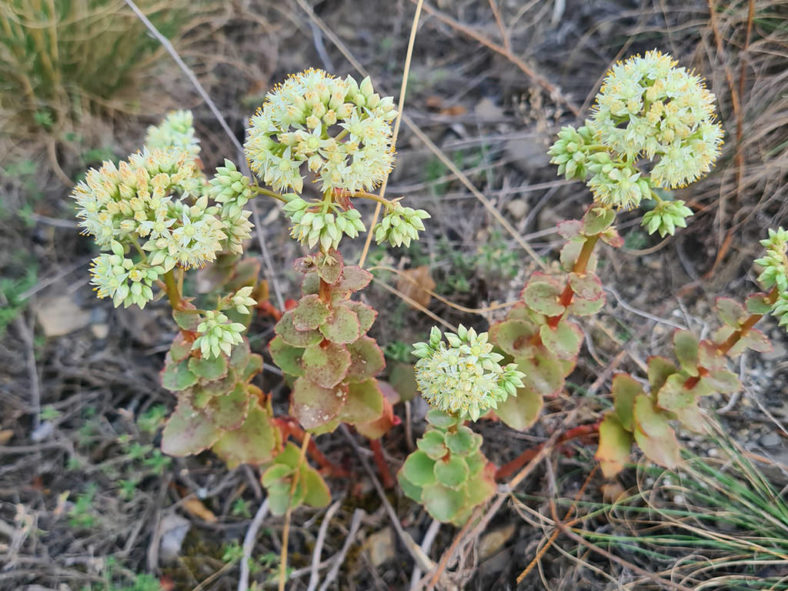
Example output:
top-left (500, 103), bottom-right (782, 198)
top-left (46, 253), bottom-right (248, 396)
top-left (306, 501), bottom-right (341, 591)
top-left (316, 509), bottom-right (364, 591)
top-left (238, 497), bottom-right (270, 591)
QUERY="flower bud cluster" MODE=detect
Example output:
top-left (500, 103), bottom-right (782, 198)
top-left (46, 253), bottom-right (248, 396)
top-left (412, 325), bottom-right (525, 421)
top-left (374, 202), bottom-right (430, 248)
top-left (282, 196), bottom-right (366, 252)
top-left (641, 199), bottom-right (693, 237)
top-left (548, 50), bottom-right (723, 220)
top-left (144, 110), bottom-right (200, 159)
top-left (73, 112), bottom-right (258, 310)
top-left (755, 227), bottom-right (788, 328)
top-left (229, 286), bottom-right (258, 315)
top-left (244, 69), bottom-right (397, 195)
top-left (193, 310), bottom-right (246, 359)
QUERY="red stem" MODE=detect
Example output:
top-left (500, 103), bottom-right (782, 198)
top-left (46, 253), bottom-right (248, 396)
top-left (546, 234), bottom-right (600, 328)
top-left (275, 418), bottom-right (350, 478)
top-left (369, 438), bottom-right (395, 489)
top-left (495, 422), bottom-right (600, 481)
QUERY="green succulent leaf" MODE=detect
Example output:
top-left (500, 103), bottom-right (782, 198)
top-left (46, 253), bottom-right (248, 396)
top-left (434, 456), bottom-right (469, 489)
top-left (445, 426), bottom-right (475, 455)
top-left (337, 266), bottom-right (373, 292)
top-left (673, 330), bottom-right (700, 377)
top-left (425, 409), bottom-right (459, 429)
top-left (715, 297), bottom-right (746, 327)
top-left (417, 430), bottom-right (448, 460)
top-left (401, 450), bottom-right (437, 487)
top-left (495, 387), bottom-right (543, 431)
top-left (539, 318), bottom-right (583, 360)
top-left (611, 373), bottom-right (643, 431)
top-left (647, 356), bottom-right (677, 393)
top-left (268, 335), bottom-right (305, 377)
top-left (421, 482), bottom-right (467, 523)
top-left (596, 413), bottom-right (632, 478)
top-left (339, 379), bottom-right (384, 425)
top-left (169, 333), bottom-right (193, 363)
top-left (582, 206), bottom-right (616, 235)
top-left (162, 359), bottom-right (198, 392)
top-left (633, 394), bottom-right (680, 469)
top-left (207, 383), bottom-right (249, 431)
top-left (188, 354), bottom-right (229, 382)
top-left (489, 319), bottom-right (539, 358)
top-left (343, 300), bottom-right (377, 335)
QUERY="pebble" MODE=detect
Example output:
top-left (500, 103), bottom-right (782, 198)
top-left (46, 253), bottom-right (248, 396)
top-left (759, 432), bottom-right (781, 448)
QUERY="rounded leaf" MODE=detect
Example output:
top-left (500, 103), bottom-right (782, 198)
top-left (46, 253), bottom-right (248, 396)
top-left (523, 274), bottom-right (565, 316)
top-left (161, 398), bottom-right (220, 456)
top-left (495, 387), bottom-right (543, 431)
top-left (445, 426), bottom-right (475, 455)
top-left (268, 336), bottom-right (305, 377)
top-left (275, 311), bottom-right (323, 347)
top-left (212, 399), bottom-right (280, 468)
top-left (292, 294), bottom-right (330, 330)
top-left (417, 430), bottom-right (448, 460)
top-left (489, 319), bottom-right (539, 358)
top-left (340, 378), bottom-right (384, 425)
top-left (401, 450), bottom-right (436, 487)
top-left (421, 482), bottom-right (466, 523)
top-left (434, 456), bottom-right (469, 489)
top-left (291, 377), bottom-right (345, 431)
top-left (346, 336), bottom-right (385, 382)
top-left (319, 304), bottom-right (360, 344)
top-left (302, 342), bottom-right (351, 388)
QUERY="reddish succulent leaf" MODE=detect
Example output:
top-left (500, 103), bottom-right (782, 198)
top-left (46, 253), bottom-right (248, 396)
top-left (539, 318), bottom-right (583, 360)
top-left (162, 359), bottom-right (198, 392)
top-left (339, 379), bottom-right (384, 425)
top-left (582, 206), bottom-right (616, 235)
top-left (515, 350), bottom-right (569, 397)
top-left (212, 400), bottom-right (279, 468)
top-left (600, 226), bottom-right (624, 247)
top-left (355, 396), bottom-right (397, 440)
top-left (387, 362), bottom-right (418, 402)
top-left (275, 311), bottom-right (323, 347)
top-left (337, 266), bottom-right (373, 292)
top-left (291, 294), bottom-right (330, 331)
top-left (729, 328), bottom-right (771, 356)
top-left (612, 373), bottom-right (643, 431)
top-left (346, 336), bottom-right (385, 382)
top-left (173, 305), bottom-right (201, 331)
top-left (193, 373), bottom-right (236, 405)
top-left (161, 398), bottom-right (220, 456)
top-left (317, 256), bottom-right (343, 284)
top-left (301, 341), bottom-right (351, 388)
top-left (268, 336), bottom-right (305, 377)
top-left (319, 305), bottom-right (360, 344)
top-left (291, 377), bottom-right (346, 431)
top-left (673, 330), bottom-right (700, 377)
top-left (206, 383), bottom-right (249, 431)
top-left (702, 369), bottom-right (741, 394)
top-left (301, 272), bottom-right (320, 296)
top-left (188, 354), bottom-right (229, 382)
top-left (568, 272), bottom-right (605, 315)
top-left (715, 297), bottom-right (746, 327)
top-left (523, 273), bottom-right (565, 316)
top-left (489, 318), bottom-right (539, 358)
top-left (557, 219), bottom-right (583, 239)
top-left (169, 333), bottom-right (193, 363)
top-left (633, 394), bottom-right (680, 469)
top-left (239, 353), bottom-right (263, 383)
top-left (343, 300), bottom-right (377, 335)
top-left (495, 387), bottom-right (543, 431)
top-left (596, 413), bottom-right (633, 478)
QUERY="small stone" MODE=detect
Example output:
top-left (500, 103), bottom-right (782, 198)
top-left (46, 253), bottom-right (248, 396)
top-left (362, 527), bottom-right (395, 567)
top-left (479, 523), bottom-right (515, 560)
top-left (759, 432), bottom-right (781, 448)
top-left (91, 323), bottom-right (110, 339)
top-left (34, 295), bottom-right (91, 337)
top-left (505, 198), bottom-right (529, 220)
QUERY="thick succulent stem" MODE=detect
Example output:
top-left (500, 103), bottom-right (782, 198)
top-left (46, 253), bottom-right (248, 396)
top-left (369, 438), bottom-right (395, 489)
top-left (548, 233), bottom-right (602, 328)
top-left (162, 269), bottom-right (183, 310)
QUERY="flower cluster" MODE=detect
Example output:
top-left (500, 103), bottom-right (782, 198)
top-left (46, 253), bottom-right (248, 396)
top-left (755, 227), bottom-right (788, 327)
top-left (548, 50), bottom-right (723, 226)
top-left (230, 286), bottom-right (257, 315)
top-left (193, 310), bottom-right (246, 359)
top-left (73, 112), bottom-right (257, 310)
top-left (641, 198), bottom-right (693, 237)
top-left (412, 325), bottom-right (525, 421)
top-left (282, 196), bottom-right (366, 251)
top-left (244, 69), bottom-right (397, 195)
top-left (144, 110), bottom-right (200, 159)
top-left (373, 202), bottom-right (430, 248)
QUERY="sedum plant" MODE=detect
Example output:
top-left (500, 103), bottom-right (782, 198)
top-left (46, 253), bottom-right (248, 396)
top-left (73, 69), bottom-right (429, 516)
top-left (480, 51), bottom-right (788, 481)
top-left (399, 326), bottom-right (525, 523)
